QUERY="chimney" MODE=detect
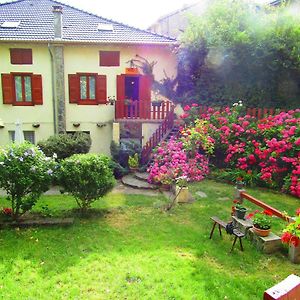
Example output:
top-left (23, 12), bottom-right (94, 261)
top-left (52, 5), bottom-right (63, 39)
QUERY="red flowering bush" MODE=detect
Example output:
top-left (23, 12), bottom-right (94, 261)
top-left (2, 208), bottom-right (12, 216)
top-left (180, 104), bottom-right (300, 197)
top-left (147, 137), bottom-right (209, 185)
top-left (281, 208), bottom-right (300, 247)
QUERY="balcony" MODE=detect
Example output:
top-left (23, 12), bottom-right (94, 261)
top-left (115, 100), bottom-right (174, 121)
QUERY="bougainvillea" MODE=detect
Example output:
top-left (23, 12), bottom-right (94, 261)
top-left (147, 137), bottom-right (209, 185)
top-left (180, 105), bottom-right (300, 198)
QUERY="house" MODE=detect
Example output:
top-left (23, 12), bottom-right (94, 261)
top-left (0, 0), bottom-right (177, 156)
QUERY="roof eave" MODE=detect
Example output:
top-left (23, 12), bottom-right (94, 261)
top-left (0, 38), bottom-right (178, 45)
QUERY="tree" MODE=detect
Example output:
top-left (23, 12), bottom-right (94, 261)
top-left (177, 0), bottom-right (300, 108)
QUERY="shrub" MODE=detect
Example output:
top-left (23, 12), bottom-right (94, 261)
top-left (0, 142), bottom-right (56, 221)
top-left (109, 160), bottom-right (127, 179)
top-left (59, 154), bottom-right (115, 211)
top-left (38, 132), bottom-right (91, 160)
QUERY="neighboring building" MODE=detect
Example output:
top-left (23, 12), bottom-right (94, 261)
top-left (148, 1), bottom-right (210, 39)
top-left (0, 0), bottom-right (177, 155)
top-left (148, 0), bottom-right (295, 38)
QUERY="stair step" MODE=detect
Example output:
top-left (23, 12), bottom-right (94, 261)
top-left (122, 174), bottom-right (158, 190)
top-left (134, 172), bottom-right (149, 182)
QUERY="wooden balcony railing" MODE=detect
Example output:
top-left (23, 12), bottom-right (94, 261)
top-left (141, 105), bottom-right (175, 165)
top-left (115, 100), bottom-right (173, 120)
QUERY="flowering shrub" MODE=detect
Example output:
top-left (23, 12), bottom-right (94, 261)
top-left (247, 210), bottom-right (273, 230)
top-left (58, 154), bottom-right (115, 212)
top-left (281, 208), bottom-right (300, 247)
top-left (180, 104), bottom-right (300, 198)
top-left (147, 138), bottom-right (209, 185)
top-left (0, 142), bottom-right (56, 221)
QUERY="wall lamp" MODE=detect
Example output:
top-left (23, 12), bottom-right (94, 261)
top-left (32, 123), bottom-right (40, 128)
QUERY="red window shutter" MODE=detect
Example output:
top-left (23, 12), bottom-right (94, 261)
top-left (139, 75), bottom-right (152, 119)
top-left (1, 73), bottom-right (14, 104)
top-left (32, 74), bottom-right (43, 105)
top-left (99, 51), bottom-right (120, 66)
top-left (96, 75), bottom-right (107, 104)
top-left (10, 49), bottom-right (32, 64)
top-left (68, 74), bottom-right (80, 103)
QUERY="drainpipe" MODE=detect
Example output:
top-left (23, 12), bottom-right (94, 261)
top-left (48, 44), bottom-right (57, 134)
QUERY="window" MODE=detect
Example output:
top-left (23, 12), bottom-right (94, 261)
top-left (68, 73), bottom-right (107, 105)
top-left (80, 75), bottom-right (96, 101)
top-left (1, 73), bottom-right (43, 106)
top-left (99, 51), bottom-right (120, 67)
top-left (10, 49), bottom-right (33, 65)
top-left (9, 131), bottom-right (35, 144)
top-left (14, 75), bottom-right (32, 102)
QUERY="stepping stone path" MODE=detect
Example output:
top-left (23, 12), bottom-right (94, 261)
top-left (121, 173), bottom-right (158, 190)
top-left (196, 191), bottom-right (208, 198)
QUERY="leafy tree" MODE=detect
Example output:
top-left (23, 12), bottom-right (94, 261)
top-left (177, 0), bottom-right (300, 108)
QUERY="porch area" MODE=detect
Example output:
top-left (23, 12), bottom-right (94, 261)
top-left (115, 100), bottom-right (174, 121)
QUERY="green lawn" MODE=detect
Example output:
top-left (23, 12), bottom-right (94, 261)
top-left (0, 180), bottom-right (300, 300)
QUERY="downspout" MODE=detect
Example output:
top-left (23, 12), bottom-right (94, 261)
top-left (48, 43), bottom-right (57, 134)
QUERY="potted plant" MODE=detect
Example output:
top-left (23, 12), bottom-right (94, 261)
top-left (107, 96), bottom-right (116, 105)
top-left (281, 208), bottom-right (300, 263)
top-left (128, 153), bottom-right (139, 172)
top-left (234, 201), bottom-right (247, 220)
top-left (247, 210), bottom-right (273, 237)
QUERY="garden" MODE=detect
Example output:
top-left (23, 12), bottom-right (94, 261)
top-left (0, 103), bottom-right (299, 299)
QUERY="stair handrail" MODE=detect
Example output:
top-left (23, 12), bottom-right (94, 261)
top-left (141, 105), bottom-right (175, 165)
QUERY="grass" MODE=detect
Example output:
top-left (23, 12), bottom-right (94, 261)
top-left (0, 180), bottom-right (300, 299)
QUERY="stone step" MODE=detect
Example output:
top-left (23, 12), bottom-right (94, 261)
top-left (232, 215), bottom-right (253, 234)
top-left (134, 172), bottom-right (149, 182)
top-left (122, 174), bottom-right (158, 190)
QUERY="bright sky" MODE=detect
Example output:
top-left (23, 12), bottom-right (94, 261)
top-left (0, 0), bottom-right (271, 29)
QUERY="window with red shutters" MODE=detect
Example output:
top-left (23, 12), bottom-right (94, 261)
top-left (10, 49), bottom-right (33, 65)
top-left (99, 51), bottom-right (120, 67)
top-left (68, 73), bottom-right (107, 105)
top-left (1, 73), bottom-right (43, 106)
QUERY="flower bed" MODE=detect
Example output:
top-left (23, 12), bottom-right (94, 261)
top-left (180, 104), bottom-right (300, 197)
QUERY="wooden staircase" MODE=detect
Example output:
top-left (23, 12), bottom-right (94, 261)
top-left (140, 105), bottom-right (177, 165)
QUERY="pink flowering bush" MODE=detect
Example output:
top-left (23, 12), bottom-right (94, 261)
top-left (180, 105), bottom-right (300, 198)
top-left (147, 138), bottom-right (209, 185)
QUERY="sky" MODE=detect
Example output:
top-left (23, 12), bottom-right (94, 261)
top-left (0, 0), bottom-right (271, 29)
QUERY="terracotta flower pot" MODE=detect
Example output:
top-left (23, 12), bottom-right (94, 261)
top-left (253, 226), bottom-right (271, 237)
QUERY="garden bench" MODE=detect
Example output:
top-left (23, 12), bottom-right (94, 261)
top-left (209, 216), bottom-right (245, 252)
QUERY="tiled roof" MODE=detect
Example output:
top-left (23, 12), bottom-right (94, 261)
top-left (0, 0), bottom-right (176, 44)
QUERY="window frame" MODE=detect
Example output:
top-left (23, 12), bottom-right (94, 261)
top-left (11, 72), bottom-right (34, 106)
top-left (78, 73), bottom-right (98, 105)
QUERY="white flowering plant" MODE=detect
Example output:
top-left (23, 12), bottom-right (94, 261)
top-left (0, 142), bottom-right (56, 221)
